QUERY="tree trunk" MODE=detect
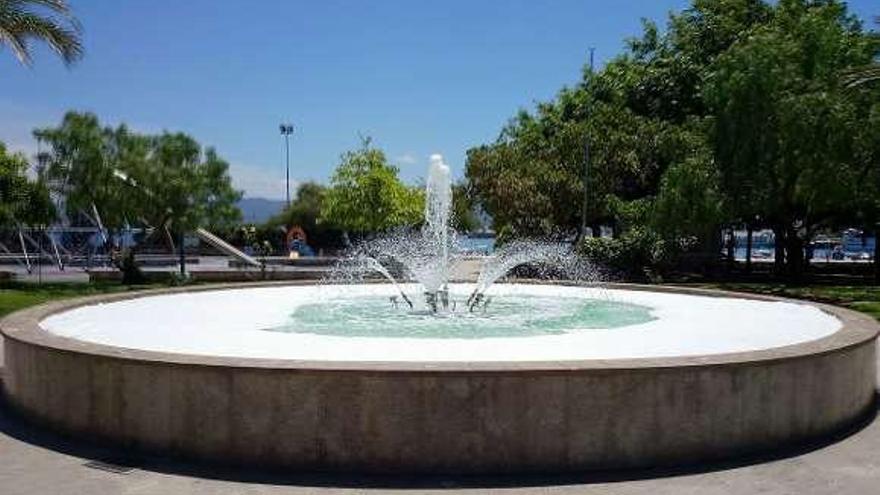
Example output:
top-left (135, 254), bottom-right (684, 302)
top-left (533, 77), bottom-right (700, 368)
top-left (725, 227), bottom-right (735, 271)
top-left (802, 227), bottom-right (812, 272)
top-left (745, 224), bottom-right (753, 273)
top-left (709, 226), bottom-right (723, 257)
top-left (178, 230), bottom-right (186, 277)
top-left (784, 226), bottom-right (805, 281)
top-left (591, 222), bottom-right (602, 238)
top-left (874, 228), bottom-right (880, 284)
top-left (772, 226), bottom-right (786, 276)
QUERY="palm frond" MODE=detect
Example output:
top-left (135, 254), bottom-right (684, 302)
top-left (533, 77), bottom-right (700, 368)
top-left (0, 0), bottom-right (82, 66)
top-left (0, 25), bottom-right (31, 65)
top-left (5, 1), bottom-right (70, 13)
top-left (7, 12), bottom-right (81, 63)
top-left (840, 15), bottom-right (880, 89)
top-left (6, 0), bottom-right (82, 29)
top-left (842, 65), bottom-right (880, 89)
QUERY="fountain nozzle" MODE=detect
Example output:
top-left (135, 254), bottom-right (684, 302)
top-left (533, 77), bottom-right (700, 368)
top-left (424, 288), bottom-right (451, 313)
top-left (468, 291), bottom-right (485, 312)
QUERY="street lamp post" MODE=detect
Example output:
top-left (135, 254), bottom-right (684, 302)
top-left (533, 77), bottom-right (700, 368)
top-left (581, 48), bottom-right (595, 239)
top-left (280, 123), bottom-right (294, 207)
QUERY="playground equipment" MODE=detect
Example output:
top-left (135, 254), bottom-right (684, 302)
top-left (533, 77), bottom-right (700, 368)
top-left (196, 228), bottom-right (262, 267)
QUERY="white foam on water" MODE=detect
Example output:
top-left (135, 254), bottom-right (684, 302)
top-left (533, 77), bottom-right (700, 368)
top-left (40, 284), bottom-right (841, 362)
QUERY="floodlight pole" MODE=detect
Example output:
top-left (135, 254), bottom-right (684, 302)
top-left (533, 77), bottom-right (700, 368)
top-left (581, 48), bottom-right (595, 239)
top-left (280, 123), bottom-right (294, 207)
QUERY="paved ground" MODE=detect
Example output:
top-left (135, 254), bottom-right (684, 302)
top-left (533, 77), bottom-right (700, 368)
top-left (1, 333), bottom-right (879, 493)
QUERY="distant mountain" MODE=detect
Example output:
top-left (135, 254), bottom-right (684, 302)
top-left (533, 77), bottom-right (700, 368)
top-left (237, 197), bottom-right (285, 224)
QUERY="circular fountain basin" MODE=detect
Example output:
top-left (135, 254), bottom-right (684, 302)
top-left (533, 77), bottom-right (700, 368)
top-left (39, 283), bottom-right (842, 361)
top-left (1, 282), bottom-right (876, 474)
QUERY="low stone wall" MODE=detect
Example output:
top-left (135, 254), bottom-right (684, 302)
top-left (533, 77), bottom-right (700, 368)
top-left (1, 283), bottom-right (876, 474)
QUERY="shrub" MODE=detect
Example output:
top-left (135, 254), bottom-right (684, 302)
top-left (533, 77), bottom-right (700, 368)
top-left (578, 228), bottom-right (669, 282)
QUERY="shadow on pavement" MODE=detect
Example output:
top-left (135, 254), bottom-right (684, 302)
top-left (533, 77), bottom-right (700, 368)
top-left (0, 384), bottom-right (876, 490)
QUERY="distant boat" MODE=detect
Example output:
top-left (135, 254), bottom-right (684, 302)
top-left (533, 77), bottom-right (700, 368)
top-left (753, 249), bottom-right (772, 259)
top-left (849, 252), bottom-right (873, 261)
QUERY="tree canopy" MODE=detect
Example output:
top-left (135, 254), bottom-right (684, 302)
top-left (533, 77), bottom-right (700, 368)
top-left (705, 0), bottom-right (880, 274)
top-left (0, 141), bottom-right (54, 227)
top-left (464, 0), bottom-right (880, 278)
top-left (321, 140), bottom-right (424, 234)
top-left (34, 111), bottom-right (242, 234)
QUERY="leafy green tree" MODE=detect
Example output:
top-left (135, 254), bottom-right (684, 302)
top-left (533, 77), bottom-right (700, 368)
top-left (0, 0), bottom-right (82, 66)
top-left (272, 182), bottom-right (325, 229)
top-left (843, 80), bottom-right (880, 278)
top-left (451, 181), bottom-right (479, 232)
top-left (34, 113), bottom-right (126, 226)
top-left (35, 112), bottom-right (242, 274)
top-left (0, 141), bottom-right (54, 227)
top-left (268, 181), bottom-right (344, 250)
top-left (465, 94), bottom-right (613, 239)
top-left (132, 132), bottom-right (242, 233)
top-left (620, 0), bottom-right (771, 122)
top-left (32, 113), bottom-right (156, 229)
top-left (705, 0), bottom-right (879, 277)
top-left (465, 139), bottom-right (577, 239)
top-left (467, 0), bottom-right (879, 280)
top-left (321, 140), bottom-right (424, 234)
top-left (466, 0), bottom-right (771, 247)
top-left (35, 112), bottom-right (242, 233)
top-left (652, 153), bottom-right (724, 246)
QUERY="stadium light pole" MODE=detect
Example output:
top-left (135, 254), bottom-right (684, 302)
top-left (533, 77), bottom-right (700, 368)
top-left (280, 123), bottom-right (294, 207)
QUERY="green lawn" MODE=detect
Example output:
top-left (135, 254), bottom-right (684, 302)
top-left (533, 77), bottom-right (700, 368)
top-left (687, 283), bottom-right (880, 321)
top-left (0, 282), bottom-right (163, 319)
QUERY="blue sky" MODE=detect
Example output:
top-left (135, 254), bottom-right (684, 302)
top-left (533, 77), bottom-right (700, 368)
top-left (1, 1), bottom-right (876, 199)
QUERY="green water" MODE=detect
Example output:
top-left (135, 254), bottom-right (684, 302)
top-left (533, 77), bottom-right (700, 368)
top-left (265, 295), bottom-right (655, 339)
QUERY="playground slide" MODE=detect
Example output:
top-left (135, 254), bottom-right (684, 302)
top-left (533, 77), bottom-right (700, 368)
top-left (196, 228), bottom-right (262, 267)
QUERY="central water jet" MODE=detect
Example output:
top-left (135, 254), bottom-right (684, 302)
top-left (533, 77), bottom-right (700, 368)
top-left (338, 154), bottom-right (597, 314)
top-left (423, 154), bottom-right (452, 310)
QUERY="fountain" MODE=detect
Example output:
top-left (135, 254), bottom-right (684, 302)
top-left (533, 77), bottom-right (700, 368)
top-left (337, 154), bottom-right (599, 319)
top-left (1, 154), bottom-right (875, 475)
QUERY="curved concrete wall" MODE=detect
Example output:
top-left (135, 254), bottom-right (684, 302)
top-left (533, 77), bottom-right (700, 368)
top-left (1, 283), bottom-right (877, 474)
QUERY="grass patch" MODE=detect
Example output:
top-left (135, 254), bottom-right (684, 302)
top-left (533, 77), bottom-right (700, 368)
top-left (845, 301), bottom-right (880, 321)
top-left (0, 282), bottom-right (163, 319)
top-left (686, 283), bottom-right (880, 321)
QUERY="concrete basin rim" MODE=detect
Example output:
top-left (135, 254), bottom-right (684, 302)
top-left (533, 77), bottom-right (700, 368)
top-left (1, 280), bottom-right (876, 373)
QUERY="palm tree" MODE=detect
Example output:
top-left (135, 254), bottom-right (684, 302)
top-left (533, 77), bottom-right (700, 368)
top-left (842, 16), bottom-right (880, 88)
top-left (0, 0), bottom-right (82, 67)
